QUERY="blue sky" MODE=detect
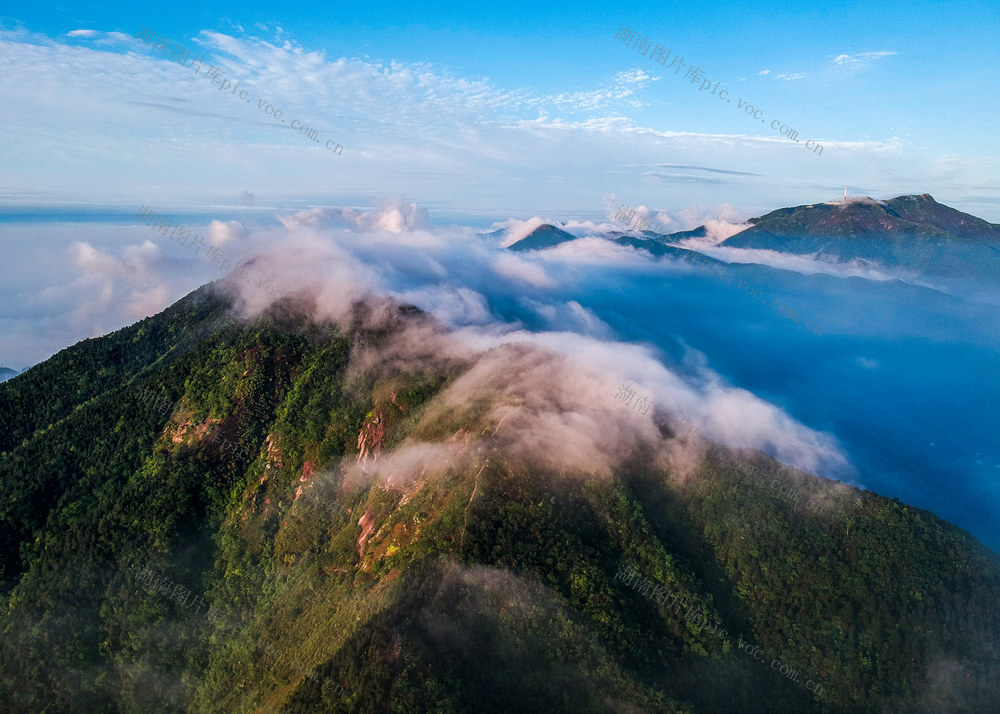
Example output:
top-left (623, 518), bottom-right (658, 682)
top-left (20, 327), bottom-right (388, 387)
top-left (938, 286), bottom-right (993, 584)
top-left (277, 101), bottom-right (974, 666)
top-left (1, 0), bottom-right (998, 219)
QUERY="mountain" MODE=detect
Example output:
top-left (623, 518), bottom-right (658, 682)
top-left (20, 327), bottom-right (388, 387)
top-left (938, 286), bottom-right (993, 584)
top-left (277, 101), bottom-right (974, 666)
top-left (720, 194), bottom-right (1000, 280)
top-left (728, 194), bottom-right (1000, 245)
top-left (0, 368), bottom-right (20, 384)
top-left (509, 197), bottom-right (1000, 284)
top-left (1, 284), bottom-right (999, 713)
top-left (608, 226), bottom-right (721, 260)
top-left (507, 223), bottom-right (577, 251)
top-left (506, 223), bottom-right (720, 263)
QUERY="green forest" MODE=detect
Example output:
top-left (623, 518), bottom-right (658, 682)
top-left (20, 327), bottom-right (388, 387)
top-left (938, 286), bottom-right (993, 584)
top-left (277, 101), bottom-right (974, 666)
top-left (1, 284), bottom-right (998, 713)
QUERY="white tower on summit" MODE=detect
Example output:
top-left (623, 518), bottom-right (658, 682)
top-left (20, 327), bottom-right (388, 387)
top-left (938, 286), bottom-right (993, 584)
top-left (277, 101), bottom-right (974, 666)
top-left (843, 186), bottom-right (848, 203)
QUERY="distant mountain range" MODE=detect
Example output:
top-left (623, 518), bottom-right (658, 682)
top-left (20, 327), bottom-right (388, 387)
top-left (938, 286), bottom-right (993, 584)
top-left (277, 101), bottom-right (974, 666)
top-left (722, 194), bottom-right (1000, 279)
top-left (0, 368), bottom-right (23, 384)
top-left (731, 193), bottom-right (1000, 245)
top-left (504, 194), bottom-right (1000, 287)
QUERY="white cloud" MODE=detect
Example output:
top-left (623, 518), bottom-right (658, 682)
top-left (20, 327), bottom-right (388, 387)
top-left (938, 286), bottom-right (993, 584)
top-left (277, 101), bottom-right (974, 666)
top-left (0, 27), bottom-right (896, 214)
top-left (492, 253), bottom-right (556, 288)
top-left (755, 69), bottom-right (803, 81)
top-left (66, 29), bottom-right (98, 38)
top-left (691, 244), bottom-right (908, 282)
top-left (549, 68), bottom-right (659, 112)
top-left (391, 285), bottom-right (493, 326)
top-left (222, 213), bottom-right (850, 479)
top-left (276, 207), bottom-right (331, 231)
top-left (833, 51), bottom-right (897, 69)
top-left (0, 28), bottom-right (991, 232)
top-left (208, 219), bottom-right (248, 246)
top-left (2, 195), bottom-right (858, 485)
top-left (67, 239), bottom-right (180, 325)
top-left (493, 217), bottom-right (549, 248)
top-left (340, 199), bottom-right (430, 234)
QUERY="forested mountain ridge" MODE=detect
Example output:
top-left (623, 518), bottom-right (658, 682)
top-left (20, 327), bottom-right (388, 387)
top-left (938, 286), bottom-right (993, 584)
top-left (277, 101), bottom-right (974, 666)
top-left (728, 194), bottom-right (1000, 246)
top-left (719, 194), bottom-right (1000, 281)
top-left (0, 282), bottom-right (997, 713)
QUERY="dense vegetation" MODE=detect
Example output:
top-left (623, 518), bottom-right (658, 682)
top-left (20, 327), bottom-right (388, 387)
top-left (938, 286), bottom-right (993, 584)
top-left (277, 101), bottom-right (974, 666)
top-left (1, 284), bottom-right (997, 713)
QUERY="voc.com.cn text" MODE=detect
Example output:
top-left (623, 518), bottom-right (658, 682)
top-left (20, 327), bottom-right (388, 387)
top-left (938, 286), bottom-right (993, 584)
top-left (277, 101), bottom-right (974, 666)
top-left (134, 26), bottom-right (344, 156)
top-left (614, 24), bottom-right (822, 157)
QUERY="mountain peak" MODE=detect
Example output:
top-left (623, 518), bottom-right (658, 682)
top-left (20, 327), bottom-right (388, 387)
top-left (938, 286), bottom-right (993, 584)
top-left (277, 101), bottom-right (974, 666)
top-left (506, 223), bottom-right (576, 252)
top-left (728, 193), bottom-right (999, 247)
top-left (714, 193), bottom-right (1000, 282)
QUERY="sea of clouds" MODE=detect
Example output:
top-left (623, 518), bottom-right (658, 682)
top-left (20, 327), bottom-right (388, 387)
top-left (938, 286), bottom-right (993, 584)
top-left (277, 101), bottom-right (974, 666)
top-left (4, 199), bottom-right (999, 548)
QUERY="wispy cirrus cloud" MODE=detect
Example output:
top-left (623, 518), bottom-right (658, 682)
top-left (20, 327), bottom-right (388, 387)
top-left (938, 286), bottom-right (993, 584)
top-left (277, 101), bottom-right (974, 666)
top-left (644, 171), bottom-right (743, 186)
top-left (0, 27), bottom-right (983, 221)
top-left (64, 29), bottom-right (131, 43)
top-left (833, 51), bottom-right (897, 70)
top-left (548, 69), bottom-right (658, 111)
top-left (754, 69), bottom-right (804, 81)
top-left (648, 164), bottom-right (761, 177)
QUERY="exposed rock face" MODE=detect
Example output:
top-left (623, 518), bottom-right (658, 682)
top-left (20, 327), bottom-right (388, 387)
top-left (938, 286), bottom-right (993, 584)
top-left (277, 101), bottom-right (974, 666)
top-left (356, 411), bottom-right (386, 465)
top-left (356, 508), bottom-right (376, 555)
top-left (293, 460), bottom-right (315, 501)
top-left (263, 432), bottom-right (283, 473)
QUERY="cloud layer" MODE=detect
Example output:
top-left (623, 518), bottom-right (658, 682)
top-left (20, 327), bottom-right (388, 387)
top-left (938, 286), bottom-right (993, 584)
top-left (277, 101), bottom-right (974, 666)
top-left (1, 26), bottom-right (981, 220)
top-left (215, 203), bottom-right (852, 483)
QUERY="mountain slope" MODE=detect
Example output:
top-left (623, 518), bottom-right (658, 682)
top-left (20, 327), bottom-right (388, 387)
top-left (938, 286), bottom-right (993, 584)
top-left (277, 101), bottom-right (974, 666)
top-left (0, 284), bottom-right (998, 713)
top-left (729, 194), bottom-right (1000, 245)
top-left (720, 194), bottom-right (1000, 280)
top-left (506, 224), bottom-right (577, 252)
